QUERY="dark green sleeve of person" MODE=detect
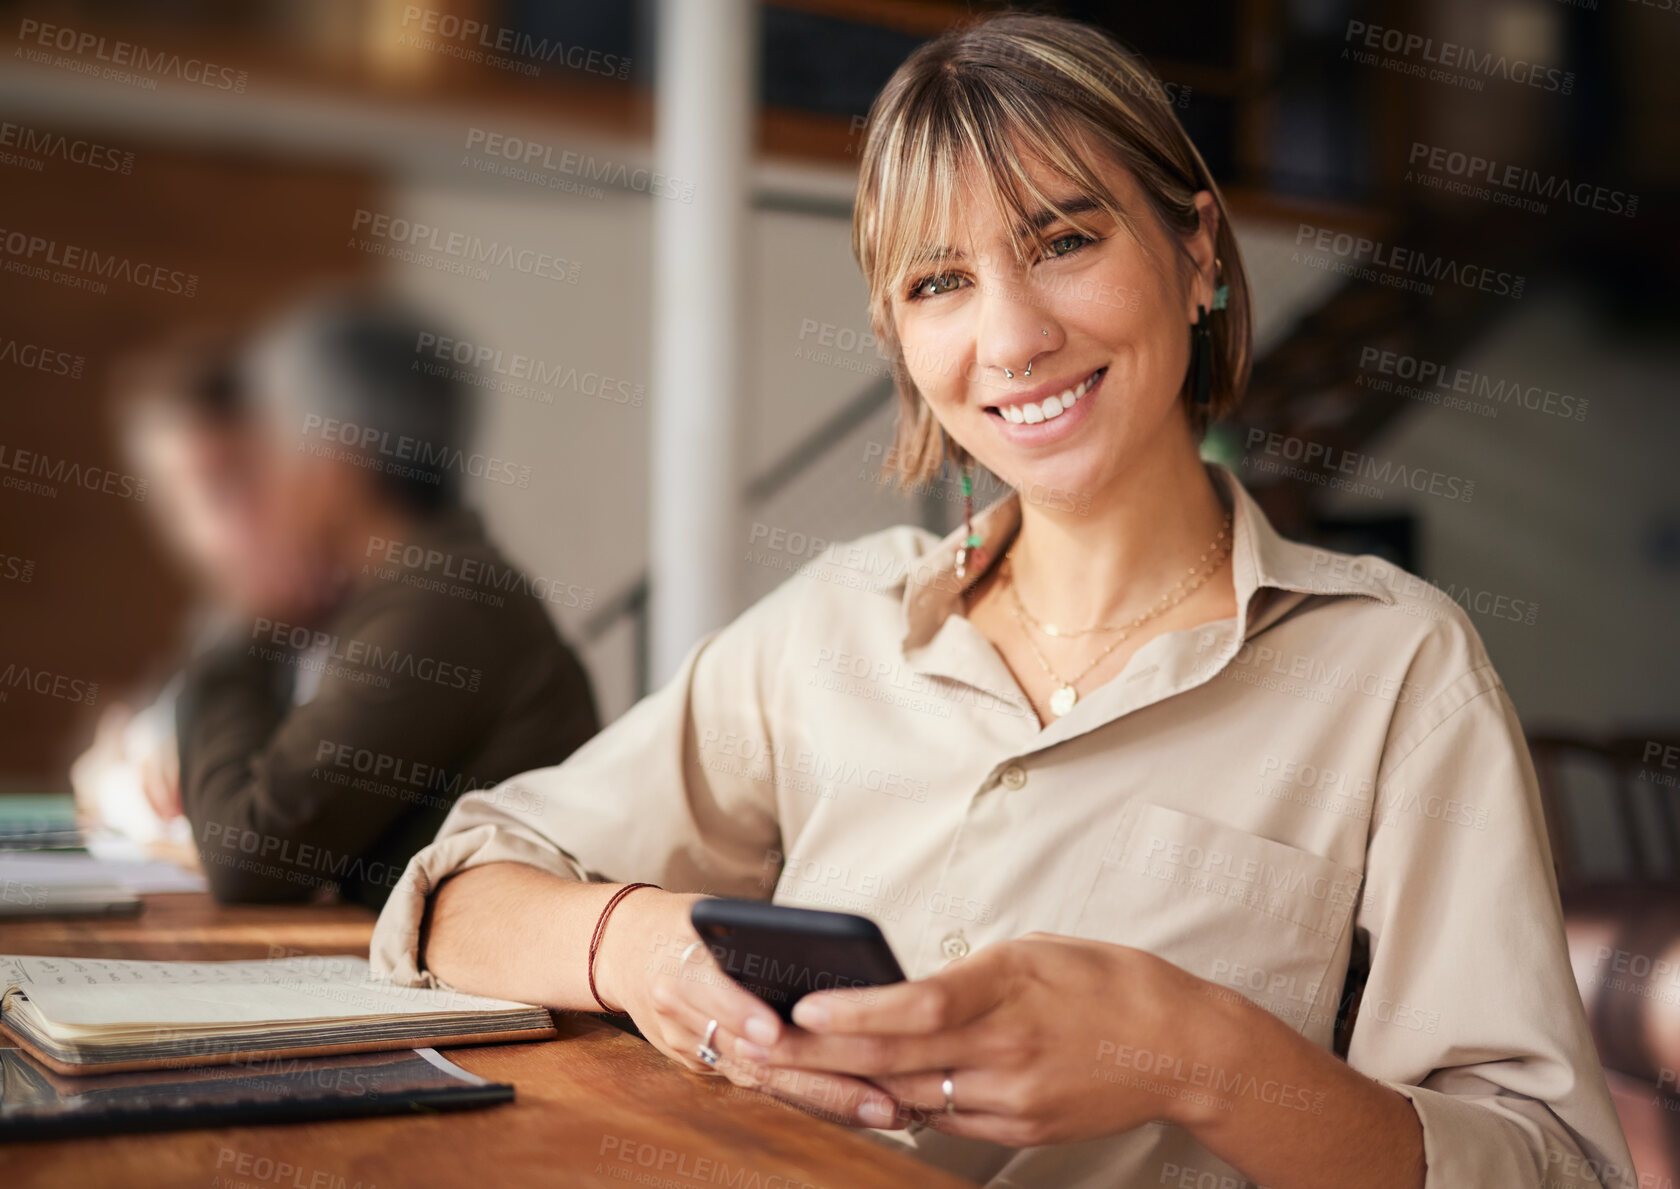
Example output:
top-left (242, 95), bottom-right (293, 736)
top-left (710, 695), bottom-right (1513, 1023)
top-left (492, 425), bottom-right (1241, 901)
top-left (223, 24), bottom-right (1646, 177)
top-left (176, 580), bottom-right (599, 908)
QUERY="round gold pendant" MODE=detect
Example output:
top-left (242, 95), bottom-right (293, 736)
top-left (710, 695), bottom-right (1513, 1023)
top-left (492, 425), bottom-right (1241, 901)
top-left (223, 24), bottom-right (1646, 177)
top-left (1049, 684), bottom-right (1078, 716)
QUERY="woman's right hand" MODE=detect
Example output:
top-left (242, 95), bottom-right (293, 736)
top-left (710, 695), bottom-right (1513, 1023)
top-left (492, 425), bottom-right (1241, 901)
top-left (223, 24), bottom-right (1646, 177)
top-left (593, 889), bottom-right (901, 1129)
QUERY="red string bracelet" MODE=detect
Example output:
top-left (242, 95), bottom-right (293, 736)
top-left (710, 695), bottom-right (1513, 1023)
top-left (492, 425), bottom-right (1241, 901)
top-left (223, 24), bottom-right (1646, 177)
top-left (587, 881), bottom-right (660, 1014)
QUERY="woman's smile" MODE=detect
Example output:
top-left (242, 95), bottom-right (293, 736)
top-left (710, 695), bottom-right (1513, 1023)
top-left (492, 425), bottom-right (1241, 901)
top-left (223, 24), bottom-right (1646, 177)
top-left (983, 365), bottom-right (1107, 444)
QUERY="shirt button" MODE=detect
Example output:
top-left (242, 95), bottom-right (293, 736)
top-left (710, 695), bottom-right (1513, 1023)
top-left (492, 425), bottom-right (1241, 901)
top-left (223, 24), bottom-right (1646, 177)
top-left (940, 932), bottom-right (970, 961)
top-left (1000, 764), bottom-right (1027, 790)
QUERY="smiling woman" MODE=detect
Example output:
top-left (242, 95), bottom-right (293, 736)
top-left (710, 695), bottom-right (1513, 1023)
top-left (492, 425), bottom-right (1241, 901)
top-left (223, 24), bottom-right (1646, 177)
top-left (372, 11), bottom-right (1633, 1189)
top-left (853, 13), bottom-right (1250, 489)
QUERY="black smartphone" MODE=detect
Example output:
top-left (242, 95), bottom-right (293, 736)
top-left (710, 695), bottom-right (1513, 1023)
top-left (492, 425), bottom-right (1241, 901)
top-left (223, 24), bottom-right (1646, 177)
top-left (688, 899), bottom-right (906, 1023)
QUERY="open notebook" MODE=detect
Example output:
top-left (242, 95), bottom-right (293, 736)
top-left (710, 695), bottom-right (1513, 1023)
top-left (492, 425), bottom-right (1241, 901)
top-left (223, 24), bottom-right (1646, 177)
top-left (0, 955), bottom-right (556, 1076)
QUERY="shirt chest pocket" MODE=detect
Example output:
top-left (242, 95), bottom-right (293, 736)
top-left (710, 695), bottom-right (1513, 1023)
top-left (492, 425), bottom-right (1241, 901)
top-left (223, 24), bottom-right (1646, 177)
top-left (1074, 800), bottom-right (1362, 1031)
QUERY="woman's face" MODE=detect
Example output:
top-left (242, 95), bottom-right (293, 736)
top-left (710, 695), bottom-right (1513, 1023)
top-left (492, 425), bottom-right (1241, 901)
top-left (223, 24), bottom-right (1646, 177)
top-left (133, 404), bottom-right (345, 622)
top-left (131, 415), bottom-right (281, 613)
top-left (889, 146), bottom-right (1217, 507)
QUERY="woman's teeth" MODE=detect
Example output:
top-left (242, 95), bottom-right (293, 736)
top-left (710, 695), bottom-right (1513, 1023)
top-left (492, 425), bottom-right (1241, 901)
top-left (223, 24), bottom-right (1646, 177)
top-left (998, 369), bottom-right (1100, 424)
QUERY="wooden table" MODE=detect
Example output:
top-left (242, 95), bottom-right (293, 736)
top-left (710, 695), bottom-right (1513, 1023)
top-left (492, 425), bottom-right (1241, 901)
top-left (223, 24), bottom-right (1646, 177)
top-left (0, 893), bottom-right (979, 1188)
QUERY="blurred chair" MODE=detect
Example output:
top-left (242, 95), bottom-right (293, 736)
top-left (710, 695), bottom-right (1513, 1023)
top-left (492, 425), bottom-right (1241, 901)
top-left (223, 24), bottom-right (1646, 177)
top-left (1530, 728), bottom-right (1680, 1186)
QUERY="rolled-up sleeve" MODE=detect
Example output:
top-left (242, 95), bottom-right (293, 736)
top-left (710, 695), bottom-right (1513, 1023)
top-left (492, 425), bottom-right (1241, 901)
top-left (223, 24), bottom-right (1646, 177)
top-left (1350, 662), bottom-right (1635, 1189)
top-left (371, 595), bottom-right (786, 986)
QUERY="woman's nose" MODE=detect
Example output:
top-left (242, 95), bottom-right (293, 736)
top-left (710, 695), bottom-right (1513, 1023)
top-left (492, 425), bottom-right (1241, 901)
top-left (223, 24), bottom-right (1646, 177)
top-left (977, 297), bottom-right (1053, 380)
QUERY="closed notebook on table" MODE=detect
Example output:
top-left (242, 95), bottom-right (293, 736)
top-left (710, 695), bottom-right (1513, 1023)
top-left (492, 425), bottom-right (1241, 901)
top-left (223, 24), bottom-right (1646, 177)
top-left (0, 955), bottom-right (556, 1076)
top-left (0, 1045), bottom-right (513, 1138)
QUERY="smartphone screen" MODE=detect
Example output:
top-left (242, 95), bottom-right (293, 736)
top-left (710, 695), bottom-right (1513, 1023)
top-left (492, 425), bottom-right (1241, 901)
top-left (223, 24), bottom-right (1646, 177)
top-left (689, 899), bottom-right (906, 1022)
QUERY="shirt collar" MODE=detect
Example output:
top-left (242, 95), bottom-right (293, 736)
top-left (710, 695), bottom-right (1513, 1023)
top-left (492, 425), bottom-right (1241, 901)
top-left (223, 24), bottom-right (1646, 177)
top-left (881, 461), bottom-right (1393, 652)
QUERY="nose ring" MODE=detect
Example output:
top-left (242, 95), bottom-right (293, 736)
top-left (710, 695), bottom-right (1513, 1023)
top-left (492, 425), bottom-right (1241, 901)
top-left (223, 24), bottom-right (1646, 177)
top-left (1021, 330), bottom-right (1047, 378)
top-left (1005, 331), bottom-right (1049, 380)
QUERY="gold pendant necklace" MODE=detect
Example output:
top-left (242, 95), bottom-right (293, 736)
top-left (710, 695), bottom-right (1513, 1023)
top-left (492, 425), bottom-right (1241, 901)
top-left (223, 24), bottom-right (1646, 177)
top-left (1006, 514), bottom-right (1233, 717)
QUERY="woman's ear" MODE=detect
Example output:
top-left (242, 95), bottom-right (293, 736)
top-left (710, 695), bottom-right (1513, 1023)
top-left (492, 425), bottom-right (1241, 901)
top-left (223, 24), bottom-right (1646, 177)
top-left (1185, 191), bottom-right (1220, 319)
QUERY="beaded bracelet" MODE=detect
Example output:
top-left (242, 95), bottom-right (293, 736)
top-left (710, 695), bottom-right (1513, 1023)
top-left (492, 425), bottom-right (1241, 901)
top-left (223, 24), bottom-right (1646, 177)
top-left (587, 882), bottom-right (660, 1014)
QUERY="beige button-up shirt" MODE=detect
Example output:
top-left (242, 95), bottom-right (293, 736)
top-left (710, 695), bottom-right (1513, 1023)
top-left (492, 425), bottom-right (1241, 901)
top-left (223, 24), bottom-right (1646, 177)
top-left (372, 463), bottom-right (1632, 1189)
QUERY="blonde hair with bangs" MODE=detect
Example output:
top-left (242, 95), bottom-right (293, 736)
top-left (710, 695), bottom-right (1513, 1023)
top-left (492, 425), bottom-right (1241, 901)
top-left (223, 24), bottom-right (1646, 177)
top-left (852, 11), bottom-right (1252, 487)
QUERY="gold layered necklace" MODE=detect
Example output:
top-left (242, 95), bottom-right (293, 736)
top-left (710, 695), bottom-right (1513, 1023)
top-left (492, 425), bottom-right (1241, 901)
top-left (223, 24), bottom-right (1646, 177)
top-left (1004, 513), bottom-right (1233, 717)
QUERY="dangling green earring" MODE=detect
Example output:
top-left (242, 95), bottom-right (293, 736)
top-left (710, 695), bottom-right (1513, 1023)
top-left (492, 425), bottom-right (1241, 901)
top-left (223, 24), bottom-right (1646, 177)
top-left (954, 465), bottom-right (984, 581)
top-left (1191, 306), bottom-right (1213, 405)
top-left (1191, 258), bottom-right (1229, 405)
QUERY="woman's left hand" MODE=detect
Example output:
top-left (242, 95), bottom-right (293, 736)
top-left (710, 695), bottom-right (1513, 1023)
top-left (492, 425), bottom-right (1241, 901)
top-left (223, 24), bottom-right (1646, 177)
top-left (758, 932), bottom-right (1233, 1146)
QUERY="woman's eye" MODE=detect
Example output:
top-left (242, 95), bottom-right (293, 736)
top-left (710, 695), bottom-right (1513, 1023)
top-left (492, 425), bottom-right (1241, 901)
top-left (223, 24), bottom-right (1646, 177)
top-left (1046, 232), bottom-right (1091, 258)
top-left (912, 273), bottom-right (964, 299)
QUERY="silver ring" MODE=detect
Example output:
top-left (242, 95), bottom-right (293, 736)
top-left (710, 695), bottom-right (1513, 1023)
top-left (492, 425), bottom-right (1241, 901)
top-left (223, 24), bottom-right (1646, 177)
top-left (697, 1018), bottom-right (721, 1067)
top-left (680, 940), bottom-right (703, 965)
top-left (941, 1071), bottom-right (956, 1114)
top-left (1003, 367), bottom-right (1014, 379)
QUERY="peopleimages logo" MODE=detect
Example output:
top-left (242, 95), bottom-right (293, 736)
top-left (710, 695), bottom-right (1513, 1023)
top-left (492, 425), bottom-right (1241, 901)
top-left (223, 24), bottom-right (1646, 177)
top-left (363, 533), bottom-right (595, 611)
top-left (398, 6), bottom-right (631, 80)
top-left (349, 210), bottom-right (582, 285)
top-left (248, 618), bottom-right (482, 693)
top-left (462, 129), bottom-right (693, 203)
top-left (299, 414), bottom-right (532, 490)
top-left (1341, 20), bottom-right (1575, 94)
top-left (1242, 429), bottom-right (1476, 504)
top-left (0, 334), bottom-right (84, 379)
top-left (697, 728), bottom-right (931, 804)
top-left (412, 332), bottom-right (644, 408)
top-left (15, 18), bottom-right (250, 92)
top-left (1356, 346), bottom-right (1589, 423)
top-left (1308, 550), bottom-right (1541, 628)
top-left (0, 662), bottom-right (98, 705)
top-left (0, 442), bottom-right (148, 501)
top-left (0, 554), bottom-right (34, 584)
top-left (1407, 142), bottom-right (1638, 218)
top-left (1292, 223), bottom-right (1525, 300)
top-left (0, 121), bottom-right (133, 175)
top-left (0, 227), bottom-right (198, 297)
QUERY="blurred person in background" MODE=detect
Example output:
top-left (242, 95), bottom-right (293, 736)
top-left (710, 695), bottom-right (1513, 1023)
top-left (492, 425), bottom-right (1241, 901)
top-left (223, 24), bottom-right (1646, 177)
top-left (71, 328), bottom-right (265, 862)
top-left (76, 290), bottom-right (600, 908)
